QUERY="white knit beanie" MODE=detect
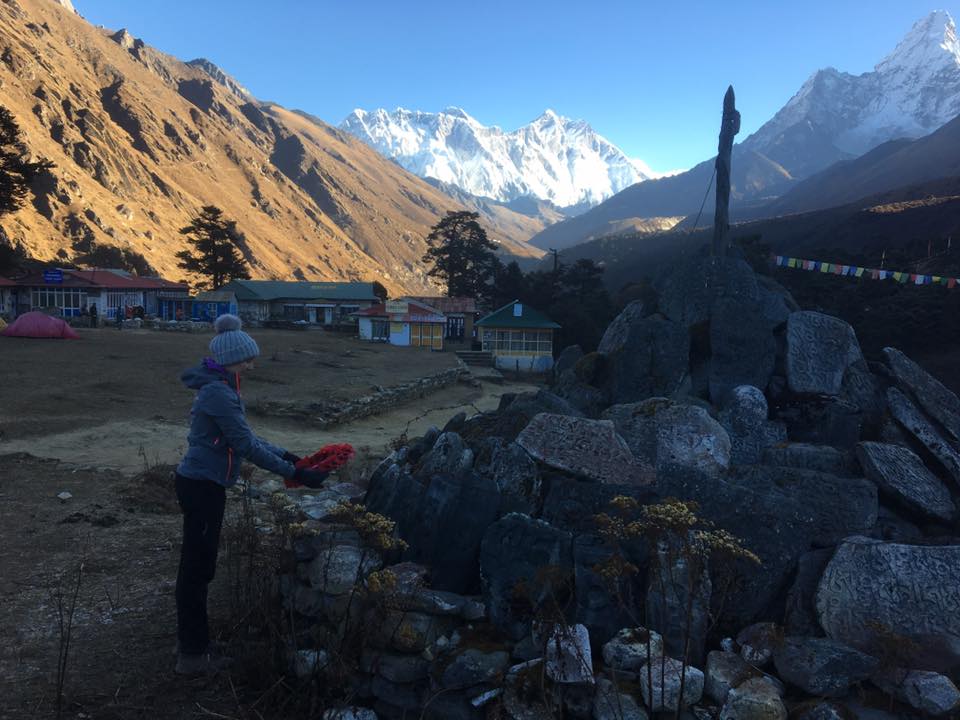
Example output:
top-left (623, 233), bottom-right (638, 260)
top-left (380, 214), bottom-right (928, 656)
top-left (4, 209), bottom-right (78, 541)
top-left (209, 314), bottom-right (260, 366)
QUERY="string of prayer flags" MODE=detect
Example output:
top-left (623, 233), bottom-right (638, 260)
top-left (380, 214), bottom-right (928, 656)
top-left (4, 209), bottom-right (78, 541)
top-left (773, 255), bottom-right (959, 289)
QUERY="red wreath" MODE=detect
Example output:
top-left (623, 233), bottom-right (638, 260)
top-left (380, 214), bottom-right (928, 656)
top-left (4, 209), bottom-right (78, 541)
top-left (285, 443), bottom-right (355, 488)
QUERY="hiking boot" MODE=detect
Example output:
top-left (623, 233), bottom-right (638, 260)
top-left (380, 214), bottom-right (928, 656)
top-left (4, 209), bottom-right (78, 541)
top-left (175, 650), bottom-right (233, 676)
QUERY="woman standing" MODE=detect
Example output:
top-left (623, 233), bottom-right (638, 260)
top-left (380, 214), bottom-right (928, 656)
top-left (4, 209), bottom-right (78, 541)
top-left (174, 314), bottom-right (326, 675)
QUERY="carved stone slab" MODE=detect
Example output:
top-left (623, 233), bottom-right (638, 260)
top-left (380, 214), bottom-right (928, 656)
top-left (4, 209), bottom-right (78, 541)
top-left (883, 347), bottom-right (960, 443)
top-left (816, 536), bottom-right (960, 671)
top-left (856, 441), bottom-right (956, 521)
top-left (886, 387), bottom-right (960, 486)
top-left (517, 413), bottom-right (654, 485)
top-left (786, 312), bottom-right (863, 396)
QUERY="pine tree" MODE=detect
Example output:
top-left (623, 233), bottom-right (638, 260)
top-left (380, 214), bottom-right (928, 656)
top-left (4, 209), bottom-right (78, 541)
top-left (422, 211), bottom-right (499, 298)
top-left (176, 206), bottom-right (251, 289)
top-left (0, 105), bottom-right (53, 217)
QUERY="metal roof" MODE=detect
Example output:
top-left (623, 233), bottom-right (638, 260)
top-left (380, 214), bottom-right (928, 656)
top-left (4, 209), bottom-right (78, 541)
top-left (221, 279), bottom-right (379, 302)
top-left (476, 300), bottom-right (560, 329)
top-left (10, 269), bottom-right (188, 290)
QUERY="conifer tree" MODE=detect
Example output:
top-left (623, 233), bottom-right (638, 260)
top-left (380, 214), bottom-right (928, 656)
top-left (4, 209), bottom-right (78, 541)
top-left (422, 211), bottom-right (499, 298)
top-left (176, 206), bottom-right (251, 289)
top-left (0, 105), bottom-right (53, 217)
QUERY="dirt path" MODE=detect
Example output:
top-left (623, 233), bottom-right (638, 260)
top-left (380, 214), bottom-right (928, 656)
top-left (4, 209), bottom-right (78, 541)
top-left (0, 378), bottom-right (534, 474)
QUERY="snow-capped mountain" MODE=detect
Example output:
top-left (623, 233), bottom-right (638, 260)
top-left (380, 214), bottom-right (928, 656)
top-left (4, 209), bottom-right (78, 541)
top-left (743, 10), bottom-right (960, 177)
top-left (340, 107), bottom-right (656, 208)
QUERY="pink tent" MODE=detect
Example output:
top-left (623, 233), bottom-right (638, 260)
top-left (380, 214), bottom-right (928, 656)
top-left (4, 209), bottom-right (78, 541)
top-left (1, 311), bottom-right (80, 339)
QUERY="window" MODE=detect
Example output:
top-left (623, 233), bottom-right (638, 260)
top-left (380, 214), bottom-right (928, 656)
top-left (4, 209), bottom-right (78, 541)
top-left (32, 288), bottom-right (87, 317)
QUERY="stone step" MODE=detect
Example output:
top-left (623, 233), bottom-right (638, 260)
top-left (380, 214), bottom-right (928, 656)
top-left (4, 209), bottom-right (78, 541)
top-left (455, 350), bottom-right (494, 367)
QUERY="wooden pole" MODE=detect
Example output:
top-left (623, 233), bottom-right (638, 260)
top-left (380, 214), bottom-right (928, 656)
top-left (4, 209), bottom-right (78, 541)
top-left (712, 85), bottom-right (741, 257)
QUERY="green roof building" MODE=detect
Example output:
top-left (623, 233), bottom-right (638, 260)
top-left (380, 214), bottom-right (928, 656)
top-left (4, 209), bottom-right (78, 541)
top-left (218, 280), bottom-right (380, 324)
top-left (476, 300), bottom-right (560, 372)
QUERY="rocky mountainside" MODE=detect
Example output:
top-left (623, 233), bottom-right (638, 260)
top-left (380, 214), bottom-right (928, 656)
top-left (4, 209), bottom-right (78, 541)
top-left (530, 10), bottom-right (960, 251)
top-left (742, 10), bottom-right (960, 176)
top-left (0, 0), bottom-right (540, 292)
top-left (552, 176), bottom-right (960, 294)
top-left (340, 107), bottom-right (656, 209)
top-left (742, 112), bottom-right (960, 219)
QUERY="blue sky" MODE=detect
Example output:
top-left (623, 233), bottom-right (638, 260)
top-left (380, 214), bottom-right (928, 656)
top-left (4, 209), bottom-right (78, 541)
top-left (78, 1), bottom-right (956, 173)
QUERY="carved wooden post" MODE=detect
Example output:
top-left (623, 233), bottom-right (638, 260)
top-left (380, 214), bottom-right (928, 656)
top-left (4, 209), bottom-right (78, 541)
top-left (712, 85), bottom-right (741, 257)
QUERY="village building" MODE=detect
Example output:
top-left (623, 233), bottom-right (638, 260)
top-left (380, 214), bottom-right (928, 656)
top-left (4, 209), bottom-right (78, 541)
top-left (5, 268), bottom-right (188, 320)
top-left (476, 300), bottom-right (560, 372)
top-left (404, 296), bottom-right (476, 343)
top-left (219, 280), bottom-right (380, 325)
top-left (354, 299), bottom-right (446, 349)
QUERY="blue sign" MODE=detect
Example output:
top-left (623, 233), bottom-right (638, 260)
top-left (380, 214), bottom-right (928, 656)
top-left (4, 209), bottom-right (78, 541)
top-left (43, 269), bottom-right (63, 284)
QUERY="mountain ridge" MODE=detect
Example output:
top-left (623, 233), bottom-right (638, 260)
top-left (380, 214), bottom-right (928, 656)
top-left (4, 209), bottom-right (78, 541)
top-left (530, 10), bottom-right (960, 252)
top-left (340, 106), bottom-right (656, 208)
top-left (0, 0), bottom-right (541, 293)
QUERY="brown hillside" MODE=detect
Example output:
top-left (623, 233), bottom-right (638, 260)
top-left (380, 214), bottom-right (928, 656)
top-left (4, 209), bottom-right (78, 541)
top-left (0, 0), bottom-right (541, 292)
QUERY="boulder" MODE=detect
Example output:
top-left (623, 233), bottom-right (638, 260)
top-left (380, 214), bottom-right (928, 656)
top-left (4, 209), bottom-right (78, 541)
top-left (597, 308), bottom-right (690, 404)
top-left (883, 346), bottom-right (960, 443)
top-left (545, 623), bottom-right (594, 684)
top-left (709, 298), bottom-right (776, 404)
top-left (553, 371), bottom-right (609, 418)
top-left (603, 399), bottom-right (731, 475)
top-left (602, 627), bottom-right (664, 673)
top-left (718, 677), bottom-right (787, 720)
top-left (638, 657), bottom-right (704, 712)
top-left (418, 432), bottom-right (474, 477)
top-left (718, 385), bottom-right (787, 465)
top-left (785, 312), bottom-right (863, 396)
top-left (516, 413), bottom-right (653, 485)
top-left (323, 708), bottom-right (378, 720)
top-left (791, 702), bottom-right (851, 720)
top-left (761, 443), bottom-right (858, 477)
top-left (856, 441), bottom-right (955, 521)
top-left (736, 622), bottom-right (780, 667)
top-left (775, 397), bottom-right (862, 449)
top-left (657, 255), bottom-right (761, 329)
top-left (300, 544), bottom-right (381, 596)
top-left (368, 610), bottom-right (457, 653)
top-left (652, 466), bottom-right (829, 630)
top-left (401, 471), bottom-right (501, 594)
top-left (816, 536), bottom-right (960, 670)
top-left (361, 649), bottom-right (430, 684)
top-left (460, 390), bottom-right (584, 447)
top-left (440, 647), bottom-right (511, 689)
top-left (886, 387), bottom-right (960, 486)
top-left (646, 538), bottom-right (711, 667)
top-left (840, 362), bottom-right (887, 425)
top-left (480, 514), bottom-right (574, 640)
top-left (772, 636), bottom-right (878, 697)
top-left (555, 345), bottom-right (584, 376)
top-left (592, 678), bottom-right (647, 720)
top-left (728, 466), bottom-right (877, 548)
top-left (871, 667), bottom-right (960, 716)
top-left (482, 440), bottom-right (541, 515)
top-left (573, 533), bottom-right (644, 644)
top-left (783, 548), bottom-right (833, 637)
top-left (705, 650), bottom-right (755, 703)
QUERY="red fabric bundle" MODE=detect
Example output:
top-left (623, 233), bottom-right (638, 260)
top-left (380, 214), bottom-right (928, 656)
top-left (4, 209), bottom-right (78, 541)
top-left (285, 443), bottom-right (355, 488)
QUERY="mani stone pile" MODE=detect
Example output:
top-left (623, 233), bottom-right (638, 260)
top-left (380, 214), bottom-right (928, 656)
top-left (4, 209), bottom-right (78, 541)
top-left (281, 252), bottom-right (960, 719)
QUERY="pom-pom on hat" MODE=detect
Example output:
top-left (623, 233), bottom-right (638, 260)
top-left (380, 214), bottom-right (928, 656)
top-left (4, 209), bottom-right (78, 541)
top-left (209, 314), bottom-right (260, 366)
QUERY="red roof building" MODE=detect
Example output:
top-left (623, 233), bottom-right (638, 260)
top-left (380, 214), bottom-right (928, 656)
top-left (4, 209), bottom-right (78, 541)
top-left (4, 268), bottom-right (188, 320)
top-left (354, 299), bottom-right (446, 349)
